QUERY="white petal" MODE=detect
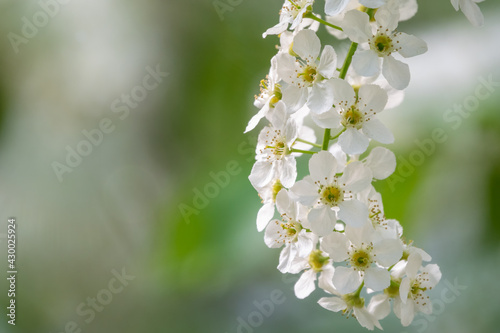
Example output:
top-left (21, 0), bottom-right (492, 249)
top-left (293, 29), bottom-right (321, 61)
top-left (325, 0), bottom-right (350, 16)
top-left (308, 206), bottom-right (337, 236)
top-left (249, 161), bottom-right (274, 188)
top-left (318, 297), bottom-right (346, 312)
top-left (275, 189), bottom-right (292, 215)
top-left (359, 0), bottom-right (386, 8)
top-left (400, 277), bottom-right (411, 304)
top-left (353, 307), bottom-right (378, 331)
top-left (307, 80), bottom-right (335, 114)
top-left (340, 161), bottom-right (373, 193)
top-left (406, 252), bottom-right (422, 279)
top-left (263, 21), bottom-right (289, 38)
top-left (309, 150), bottom-right (337, 184)
top-left (268, 100), bottom-right (287, 129)
top-left (338, 199), bottom-right (369, 227)
top-left (276, 53), bottom-right (297, 85)
top-left (341, 10), bottom-right (371, 43)
top-left (353, 49), bottom-right (380, 77)
top-left (400, 299), bottom-right (415, 326)
top-left (318, 265), bottom-right (336, 294)
top-left (395, 32), bottom-right (428, 58)
top-left (420, 264), bottom-right (442, 289)
top-left (331, 78), bottom-right (356, 107)
top-left (245, 104), bottom-right (269, 133)
top-left (450, 0), bottom-right (460, 10)
top-left (460, 0), bottom-right (484, 27)
top-left (365, 266), bottom-right (390, 291)
top-left (367, 294), bottom-right (391, 320)
top-left (362, 119), bottom-right (394, 144)
top-left (328, 143), bottom-right (347, 172)
top-left (332, 266), bottom-right (362, 294)
top-left (374, 5), bottom-right (399, 31)
top-left (399, 0), bottom-right (419, 21)
top-left (338, 128), bottom-right (370, 155)
top-left (321, 232), bottom-right (349, 262)
top-left (282, 85), bottom-right (308, 113)
top-left (382, 56), bottom-right (410, 90)
top-left (285, 119), bottom-right (299, 146)
top-left (318, 46), bottom-right (337, 79)
top-left (410, 247), bottom-right (432, 262)
top-left (257, 203), bottom-right (275, 232)
top-left (373, 238), bottom-right (403, 267)
top-left (280, 157), bottom-right (297, 188)
top-left (358, 84), bottom-right (388, 114)
top-left (277, 245), bottom-right (296, 273)
top-left (265, 220), bottom-right (285, 248)
top-left (311, 108), bottom-right (342, 129)
top-left (291, 178), bottom-right (318, 206)
top-left (364, 147), bottom-right (396, 180)
top-left (294, 269), bottom-right (317, 299)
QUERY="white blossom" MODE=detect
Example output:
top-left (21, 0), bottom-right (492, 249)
top-left (291, 151), bottom-right (373, 235)
top-left (277, 29), bottom-right (338, 114)
top-left (341, 9), bottom-right (427, 89)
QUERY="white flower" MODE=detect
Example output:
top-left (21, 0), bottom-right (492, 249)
top-left (324, 0), bottom-right (351, 16)
top-left (264, 189), bottom-right (316, 273)
top-left (312, 80), bottom-right (392, 155)
top-left (319, 292), bottom-right (382, 330)
top-left (450, 0), bottom-right (484, 27)
top-left (254, 179), bottom-right (284, 232)
top-left (341, 9), bottom-right (427, 89)
top-left (291, 151), bottom-right (373, 235)
top-left (396, 253), bottom-right (442, 326)
top-left (325, 0), bottom-right (418, 40)
top-left (293, 249), bottom-right (336, 299)
top-left (322, 224), bottom-right (403, 294)
top-left (245, 56), bottom-right (282, 133)
top-left (263, 0), bottom-right (315, 38)
top-left (363, 146), bottom-right (396, 180)
top-left (277, 29), bottom-right (338, 114)
top-left (249, 101), bottom-right (299, 189)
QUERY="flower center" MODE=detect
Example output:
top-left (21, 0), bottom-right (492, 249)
top-left (308, 249), bottom-right (328, 273)
top-left (269, 85), bottom-right (282, 107)
top-left (349, 247), bottom-right (373, 271)
top-left (371, 33), bottom-right (394, 57)
top-left (321, 185), bottom-right (343, 206)
top-left (384, 278), bottom-right (401, 298)
top-left (342, 293), bottom-right (365, 317)
top-left (341, 106), bottom-right (364, 129)
top-left (271, 180), bottom-right (283, 202)
top-left (300, 66), bottom-right (317, 83)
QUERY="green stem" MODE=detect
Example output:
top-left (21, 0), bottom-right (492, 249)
top-left (330, 128), bottom-right (346, 141)
top-left (339, 42), bottom-right (358, 80)
top-left (303, 12), bottom-right (343, 31)
top-left (321, 42), bottom-right (358, 150)
top-left (290, 148), bottom-right (316, 155)
top-left (353, 281), bottom-right (365, 298)
top-left (296, 138), bottom-right (322, 148)
top-left (321, 129), bottom-right (331, 151)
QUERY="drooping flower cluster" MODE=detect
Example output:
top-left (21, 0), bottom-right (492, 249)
top-left (246, 0), bottom-right (483, 330)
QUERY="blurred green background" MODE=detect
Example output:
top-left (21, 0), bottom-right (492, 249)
top-left (0, 0), bottom-right (499, 332)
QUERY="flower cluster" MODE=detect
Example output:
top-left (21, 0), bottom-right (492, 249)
top-left (246, 0), bottom-right (483, 330)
